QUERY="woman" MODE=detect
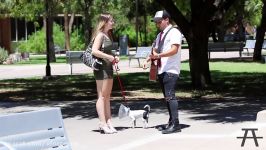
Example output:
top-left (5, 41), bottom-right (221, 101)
top-left (91, 13), bottom-right (119, 134)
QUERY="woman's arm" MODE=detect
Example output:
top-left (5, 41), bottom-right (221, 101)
top-left (91, 33), bottom-right (115, 62)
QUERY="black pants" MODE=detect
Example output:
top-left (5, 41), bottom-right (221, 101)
top-left (158, 72), bottom-right (179, 124)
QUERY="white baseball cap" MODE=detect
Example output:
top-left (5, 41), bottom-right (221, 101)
top-left (152, 10), bottom-right (170, 22)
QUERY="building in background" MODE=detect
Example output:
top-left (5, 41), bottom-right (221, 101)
top-left (0, 15), bottom-right (82, 54)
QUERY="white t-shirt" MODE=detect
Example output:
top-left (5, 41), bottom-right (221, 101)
top-left (154, 25), bottom-right (182, 75)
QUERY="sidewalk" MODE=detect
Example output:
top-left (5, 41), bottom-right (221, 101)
top-left (0, 100), bottom-right (265, 150)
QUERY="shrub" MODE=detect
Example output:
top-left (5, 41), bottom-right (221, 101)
top-left (17, 23), bottom-right (85, 53)
top-left (70, 26), bottom-right (85, 50)
top-left (17, 23), bottom-right (64, 54)
top-left (116, 16), bottom-right (157, 47)
top-left (0, 47), bottom-right (8, 64)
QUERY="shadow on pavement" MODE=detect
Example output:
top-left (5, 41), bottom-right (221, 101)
top-left (56, 98), bottom-right (266, 123)
top-left (1, 97), bottom-right (266, 124)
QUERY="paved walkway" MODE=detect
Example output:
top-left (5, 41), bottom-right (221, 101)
top-left (1, 49), bottom-right (265, 150)
top-left (1, 100), bottom-right (265, 150)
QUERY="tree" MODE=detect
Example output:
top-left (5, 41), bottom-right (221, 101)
top-left (58, 0), bottom-right (79, 50)
top-left (253, 0), bottom-right (266, 61)
top-left (77, 0), bottom-right (94, 46)
top-left (156, 0), bottom-right (236, 89)
top-left (3, 0), bottom-right (58, 62)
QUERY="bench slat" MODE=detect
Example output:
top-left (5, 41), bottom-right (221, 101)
top-left (129, 46), bottom-right (152, 67)
top-left (2, 137), bottom-right (69, 150)
top-left (0, 108), bottom-right (64, 137)
top-left (66, 51), bottom-right (83, 64)
top-left (0, 108), bottom-right (72, 150)
top-left (0, 128), bottom-right (65, 143)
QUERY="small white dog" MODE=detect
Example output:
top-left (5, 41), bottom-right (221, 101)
top-left (124, 105), bottom-right (151, 129)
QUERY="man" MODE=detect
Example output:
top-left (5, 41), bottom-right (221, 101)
top-left (143, 10), bottom-right (182, 134)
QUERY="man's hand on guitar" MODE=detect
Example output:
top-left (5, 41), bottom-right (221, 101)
top-left (149, 52), bottom-right (160, 60)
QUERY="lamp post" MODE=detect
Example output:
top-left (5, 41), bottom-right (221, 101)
top-left (45, 0), bottom-right (51, 77)
top-left (135, 0), bottom-right (138, 49)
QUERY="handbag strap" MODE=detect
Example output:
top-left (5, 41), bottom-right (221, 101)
top-left (87, 35), bottom-right (105, 51)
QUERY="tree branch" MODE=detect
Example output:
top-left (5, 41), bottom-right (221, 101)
top-left (156, 0), bottom-right (190, 35)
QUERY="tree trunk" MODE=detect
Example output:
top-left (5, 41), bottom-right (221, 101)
top-left (253, 0), bottom-right (266, 61)
top-left (253, 26), bottom-right (265, 61)
top-left (44, 0), bottom-right (56, 63)
top-left (64, 12), bottom-right (71, 50)
top-left (48, 17), bottom-right (56, 62)
top-left (69, 13), bottom-right (75, 34)
top-left (43, 16), bottom-right (55, 62)
top-left (83, 0), bottom-right (93, 47)
top-left (189, 23), bottom-right (212, 89)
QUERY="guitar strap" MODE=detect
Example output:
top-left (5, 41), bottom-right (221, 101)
top-left (149, 27), bottom-right (173, 81)
top-left (157, 27), bottom-right (174, 53)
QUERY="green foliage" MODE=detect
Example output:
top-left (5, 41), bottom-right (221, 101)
top-left (17, 24), bottom-right (63, 54)
top-left (216, 0), bottom-right (263, 27)
top-left (70, 27), bottom-right (85, 50)
top-left (53, 24), bottom-right (65, 49)
top-left (17, 23), bottom-right (85, 53)
top-left (0, 47), bottom-right (8, 64)
top-left (91, 0), bottom-right (158, 46)
top-left (244, 0), bottom-right (263, 26)
top-left (173, 0), bottom-right (191, 21)
top-left (17, 28), bottom-right (46, 54)
top-left (7, 0), bottom-right (44, 21)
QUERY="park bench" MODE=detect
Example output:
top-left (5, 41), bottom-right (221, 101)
top-left (54, 45), bottom-right (66, 55)
top-left (208, 42), bottom-right (244, 59)
top-left (128, 46), bottom-right (152, 67)
top-left (66, 51), bottom-right (83, 75)
top-left (243, 40), bottom-right (266, 63)
top-left (0, 107), bottom-right (72, 150)
top-left (243, 40), bottom-right (256, 55)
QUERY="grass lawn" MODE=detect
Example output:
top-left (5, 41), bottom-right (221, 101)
top-left (0, 59), bottom-right (265, 102)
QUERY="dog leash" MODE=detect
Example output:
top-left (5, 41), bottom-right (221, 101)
top-left (113, 62), bottom-right (127, 103)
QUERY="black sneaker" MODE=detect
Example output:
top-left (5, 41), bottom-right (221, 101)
top-left (161, 124), bottom-right (181, 134)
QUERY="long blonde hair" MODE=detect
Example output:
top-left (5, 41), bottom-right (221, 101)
top-left (91, 13), bottom-right (113, 42)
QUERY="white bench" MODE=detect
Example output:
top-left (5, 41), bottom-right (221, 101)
top-left (243, 40), bottom-right (256, 55)
top-left (243, 40), bottom-right (266, 62)
top-left (256, 110), bottom-right (266, 123)
top-left (0, 108), bottom-right (72, 150)
top-left (66, 51), bottom-right (83, 75)
top-left (128, 46), bottom-right (152, 67)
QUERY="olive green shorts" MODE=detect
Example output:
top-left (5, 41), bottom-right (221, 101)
top-left (93, 69), bottom-right (113, 80)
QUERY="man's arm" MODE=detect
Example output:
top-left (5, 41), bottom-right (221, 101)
top-left (150, 44), bottom-right (179, 59)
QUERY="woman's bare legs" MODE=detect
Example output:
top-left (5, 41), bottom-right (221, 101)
top-left (96, 79), bottom-right (116, 133)
top-left (102, 79), bottom-right (117, 132)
